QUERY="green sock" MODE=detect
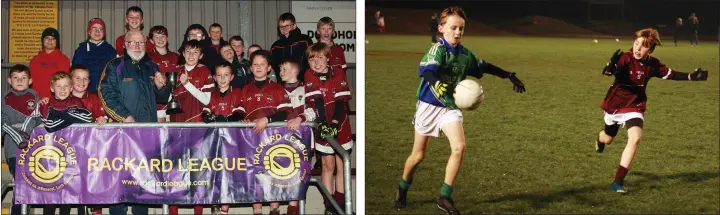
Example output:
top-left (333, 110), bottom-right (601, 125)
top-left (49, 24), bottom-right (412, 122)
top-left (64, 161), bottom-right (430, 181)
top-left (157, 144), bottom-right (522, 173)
top-left (440, 182), bottom-right (453, 197)
top-left (399, 178), bottom-right (411, 190)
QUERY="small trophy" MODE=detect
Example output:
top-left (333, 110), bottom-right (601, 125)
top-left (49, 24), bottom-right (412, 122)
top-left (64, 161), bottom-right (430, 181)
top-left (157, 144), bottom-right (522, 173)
top-left (165, 71), bottom-right (183, 115)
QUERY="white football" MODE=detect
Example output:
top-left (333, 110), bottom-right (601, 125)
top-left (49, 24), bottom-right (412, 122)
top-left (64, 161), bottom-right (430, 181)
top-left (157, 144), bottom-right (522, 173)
top-left (453, 80), bottom-right (484, 110)
top-left (593, 39), bottom-right (599, 44)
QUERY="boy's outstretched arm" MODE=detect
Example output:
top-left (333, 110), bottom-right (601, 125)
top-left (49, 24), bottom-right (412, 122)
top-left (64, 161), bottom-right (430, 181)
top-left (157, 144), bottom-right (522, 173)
top-left (470, 54), bottom-right (525, 93)
top-left (662, 68), bottom-right (709, 81)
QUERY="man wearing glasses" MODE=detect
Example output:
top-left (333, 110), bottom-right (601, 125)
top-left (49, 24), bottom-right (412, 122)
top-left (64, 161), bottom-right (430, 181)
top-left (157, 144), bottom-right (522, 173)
top-left (270, 12), bottom-right (314, 84)
top-left (98, 30), bottom-right (170, 215)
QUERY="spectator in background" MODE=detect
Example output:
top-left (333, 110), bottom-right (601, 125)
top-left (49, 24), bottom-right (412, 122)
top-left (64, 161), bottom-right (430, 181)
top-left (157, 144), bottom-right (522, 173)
top-left (208, 23), bottom-right (229, 54)
top-left (114, 6), bottom-right (154, 56)
top-left (674, 17), bottom-right (682, 46)
top-left (228, 36), bottom-right (252, 88)
top-left (29, 27), bottom-right (70, 99)
top-left (430, 13), bottom-right (439, 43)
top-left (270, 13), bottom-right (313, 84)
top-left (377, 12), bottom-right (386, 33)
top-left (688, 13), bottom-right (699, 47)
top-left (220, 44), bottom-right (250, 89)
top-left (72, 18), bottom-right (116, 94)
top-left (177, 24), bottom-right (223, 73)
top-left (247, 44), bottom-right (262, 58)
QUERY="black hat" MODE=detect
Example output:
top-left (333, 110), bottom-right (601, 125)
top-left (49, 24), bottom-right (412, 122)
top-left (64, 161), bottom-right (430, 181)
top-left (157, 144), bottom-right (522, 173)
top-left (41, 27), bottom-right (60, 49)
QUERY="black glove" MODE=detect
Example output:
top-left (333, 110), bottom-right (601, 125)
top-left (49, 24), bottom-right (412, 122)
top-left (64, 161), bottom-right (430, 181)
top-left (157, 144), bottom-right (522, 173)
top-left (603, 49), bottom-right (624, 76)
top-left (508, 73), bottom-right (525, 93)
top-left (201, 112), bottom-right (215, 123)
top-left (690, 68), bottom-right (708, 81)
top-left (317, 121), bottom-right (331, 139)
top-left (329, 122), bottom-right (340, 139)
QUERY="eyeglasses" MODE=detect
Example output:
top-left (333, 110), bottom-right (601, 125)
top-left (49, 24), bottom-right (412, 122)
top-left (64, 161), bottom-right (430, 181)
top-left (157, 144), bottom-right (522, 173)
top-left (279, 24), bottom-right (295, 30)
top-left (90, 27), bottom-right (104, 32)
top-left (126, 41), bottom-right (146, 46)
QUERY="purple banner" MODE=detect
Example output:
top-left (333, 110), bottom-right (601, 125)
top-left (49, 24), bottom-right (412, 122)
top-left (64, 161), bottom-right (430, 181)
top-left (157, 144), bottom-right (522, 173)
top-left (14, 126), bottom-right (314, 204)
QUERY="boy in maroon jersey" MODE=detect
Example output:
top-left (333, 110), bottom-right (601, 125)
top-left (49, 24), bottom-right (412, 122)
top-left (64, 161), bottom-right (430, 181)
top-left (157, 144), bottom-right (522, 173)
top-left (2, 64), bottom-right (40, 215)
top-left (39, 72), bottom-right (93, 133)
top-left (147, 25), bottom-right (180, 122)
top-left (240, 50), bottom-right (292, 215)
top-left (202, 62), bottom-right (243, 125)
top-left (303, 42), bottom-right (352, 214)
top-left (202, 62), bottom-right (242, 215)
top-left (316, 17), bottom-right (348, 72)
top-left (596, 28), bottom-right (708, 193)
top-left (67, 65), bottom-right (106, 126)
top-left (166, 40), bottom-right (214, 123)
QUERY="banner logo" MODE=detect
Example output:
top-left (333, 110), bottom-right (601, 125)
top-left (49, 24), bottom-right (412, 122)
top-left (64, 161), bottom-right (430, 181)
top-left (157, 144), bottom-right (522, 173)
top-left (17, 133), bottom-right (78, 192)
top-left (29, 145), bottom-right (66, 183)
top-left (254, 132), bottom-right (309, 189)
top-left (264, 144), bottom-right (301, 180)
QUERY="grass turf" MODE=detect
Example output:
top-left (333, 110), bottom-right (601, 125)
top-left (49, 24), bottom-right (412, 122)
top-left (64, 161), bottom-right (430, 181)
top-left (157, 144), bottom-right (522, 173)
top-left (365, 35), bottom-right (719, 214)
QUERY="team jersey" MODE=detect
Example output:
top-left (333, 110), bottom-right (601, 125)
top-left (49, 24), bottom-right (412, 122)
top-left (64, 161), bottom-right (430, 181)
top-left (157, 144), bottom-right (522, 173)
top-left (284, 82), bottom-right (315, 122)
top-left (329, 44), bottom-right (347, 72)
top-left (601, 50), bottom-right (674, 114)
top-left (76, 92), bottom-right (105, 119)
top-left (304, 67), bottom-right (353, 145)
top-left (39, 96), bottom-right (92, 132)
top-left (4, 90), bottom-right (39, 117)
top-left (167, 64), bottom-right (214, 122)
top-left (203, 87), bottom-right (243, 117)
top-left (238, 80), bottom-right (292, 120)
top-left (416, 37), bottom-right (510, 107)
top-left (147, 49), bottom-right (180, 74)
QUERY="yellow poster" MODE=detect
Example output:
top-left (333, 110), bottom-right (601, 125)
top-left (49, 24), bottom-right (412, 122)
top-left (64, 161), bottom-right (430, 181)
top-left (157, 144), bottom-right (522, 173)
top-left (9, 0), bottom-right (58, 63)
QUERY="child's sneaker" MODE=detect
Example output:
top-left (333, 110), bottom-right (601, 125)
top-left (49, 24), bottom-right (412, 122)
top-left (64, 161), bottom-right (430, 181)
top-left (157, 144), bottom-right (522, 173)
top-left (610, 182), bottom-right (627, 193)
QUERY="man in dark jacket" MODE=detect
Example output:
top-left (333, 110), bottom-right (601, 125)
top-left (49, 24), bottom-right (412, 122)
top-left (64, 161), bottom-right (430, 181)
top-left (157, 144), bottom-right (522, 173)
top-left (270, 13), bottom-right (313, 84)
top-left (99, 29), bottom-right (170, 124)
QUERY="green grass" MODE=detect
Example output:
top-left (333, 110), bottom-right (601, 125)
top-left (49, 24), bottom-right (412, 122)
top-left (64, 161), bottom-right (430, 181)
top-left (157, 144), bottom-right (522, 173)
top-left (365, 35), bottom-right (719, 214)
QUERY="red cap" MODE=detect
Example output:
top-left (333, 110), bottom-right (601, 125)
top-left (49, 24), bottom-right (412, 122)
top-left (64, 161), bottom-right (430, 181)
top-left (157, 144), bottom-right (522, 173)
top-left (87, 18), bottom-right (106, 39)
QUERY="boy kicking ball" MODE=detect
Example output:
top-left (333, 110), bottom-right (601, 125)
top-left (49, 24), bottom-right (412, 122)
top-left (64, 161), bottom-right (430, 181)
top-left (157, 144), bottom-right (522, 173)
top-left (393, 6), bottom-right (526, 215)
top-left (595, 28), bottom-right (708, 193)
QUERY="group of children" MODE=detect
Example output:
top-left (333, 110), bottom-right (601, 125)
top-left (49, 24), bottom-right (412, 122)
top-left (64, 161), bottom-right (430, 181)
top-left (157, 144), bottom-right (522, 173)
top-left (4, 6), bottom-right (353, 215)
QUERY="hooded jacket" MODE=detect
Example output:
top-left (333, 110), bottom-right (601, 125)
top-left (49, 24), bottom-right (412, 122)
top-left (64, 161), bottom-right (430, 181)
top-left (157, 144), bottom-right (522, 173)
top-left (98, 50), bottom-right (170, 122)
top-left (270, 27), bottom-right (313, 83)
top-left (72, 40), bottom-right (117, 94)
top-left (29, 49), bottom-right (71, 99)
top-left (228, 53), bottom-right (252, 89)
top-left (177, 24), bottom-right (223, 73)
top-left (208, 38), bottom-right (229, 54)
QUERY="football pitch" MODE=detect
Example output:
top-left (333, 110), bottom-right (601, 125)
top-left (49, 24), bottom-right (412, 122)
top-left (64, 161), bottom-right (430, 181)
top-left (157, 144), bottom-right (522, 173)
top-left (365, 35), bottom-right (719, 214)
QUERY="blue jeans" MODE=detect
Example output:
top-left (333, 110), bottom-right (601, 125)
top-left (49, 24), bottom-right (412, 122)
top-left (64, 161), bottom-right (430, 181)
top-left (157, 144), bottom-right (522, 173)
top-left (109, 204), bottom-right (149, 215)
